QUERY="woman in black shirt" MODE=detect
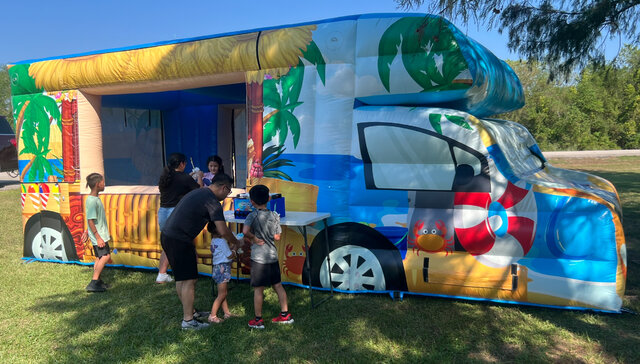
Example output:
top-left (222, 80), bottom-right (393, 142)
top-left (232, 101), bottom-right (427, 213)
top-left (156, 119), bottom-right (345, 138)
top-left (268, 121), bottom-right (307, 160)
top-left (156, 153), bottom-right (203, 283)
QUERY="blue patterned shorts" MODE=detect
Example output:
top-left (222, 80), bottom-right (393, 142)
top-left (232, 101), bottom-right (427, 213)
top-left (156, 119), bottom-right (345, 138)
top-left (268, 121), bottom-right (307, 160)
top-left (212, 262), bottom-right (232, 284)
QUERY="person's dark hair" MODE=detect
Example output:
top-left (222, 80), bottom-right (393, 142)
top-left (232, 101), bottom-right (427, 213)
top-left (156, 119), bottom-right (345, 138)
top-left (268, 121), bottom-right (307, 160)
top-left (249, 184), bottom-right (270, 205)
top-left (86, 173), bottom-right (104, 189)
top-left (206, 155), bottom-right (225, 174)
top-left (159, 153), bottom-right (186, 190)
top-left (211, 173), bottom-right (233, 188)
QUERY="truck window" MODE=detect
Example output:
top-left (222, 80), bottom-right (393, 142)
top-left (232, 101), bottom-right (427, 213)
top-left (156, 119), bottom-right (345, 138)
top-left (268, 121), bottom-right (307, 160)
top-left (358, 122), bottom-right (490, 192)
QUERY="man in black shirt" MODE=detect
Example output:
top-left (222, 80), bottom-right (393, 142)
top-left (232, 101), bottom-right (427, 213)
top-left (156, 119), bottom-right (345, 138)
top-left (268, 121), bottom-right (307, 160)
top-left (161, 173), bottom-right (242, 330)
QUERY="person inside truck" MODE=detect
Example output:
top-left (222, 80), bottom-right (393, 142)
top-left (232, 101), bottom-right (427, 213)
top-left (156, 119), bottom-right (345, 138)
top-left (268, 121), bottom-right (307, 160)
top-left (202, 155), bottom-right (225, 186)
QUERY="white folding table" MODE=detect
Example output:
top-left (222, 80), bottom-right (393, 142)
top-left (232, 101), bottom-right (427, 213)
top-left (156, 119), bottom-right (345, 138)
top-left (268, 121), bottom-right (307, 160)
top-left (224, 210), bottom-right (333, 308)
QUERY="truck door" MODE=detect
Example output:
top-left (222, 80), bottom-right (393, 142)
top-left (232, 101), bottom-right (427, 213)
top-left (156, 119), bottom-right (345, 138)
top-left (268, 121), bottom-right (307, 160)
top-left (358, 121), bottom-right (524, 295)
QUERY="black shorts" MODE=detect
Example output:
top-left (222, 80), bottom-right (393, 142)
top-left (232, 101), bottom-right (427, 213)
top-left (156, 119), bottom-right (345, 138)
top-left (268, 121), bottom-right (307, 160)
top-left (250, 261), bottom-right (282, 287)
top-left (161, 233), bottom-right (198, 281)
top-left (93, 242), bottom-right (111, 258)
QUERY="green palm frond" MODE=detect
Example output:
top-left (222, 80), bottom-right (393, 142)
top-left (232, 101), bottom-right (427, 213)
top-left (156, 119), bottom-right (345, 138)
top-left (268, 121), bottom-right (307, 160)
top-left (20, 124), bottom-right (38, 155)
top-left (262, 144), bottom-right (285, 166)
top-left (263, 110), bottom-right (281, 143)
top-left (282, 110), bottom-right (301, 148)
top-left (281, 62), bottom-right (305, 106)
top-left (429, 113), bottom-right (472, 135)
top-left (16, 92), bottom-right (61, 181)
top-left (429, 114), bottom-right (444, 134)
top-left (445, 115), bottom-right (472, 130)
top-left (263, 79), bottom-right (282, 109)
top-left (301, 41), bottom-right (326, 85)
top-left (265, 159), bottom-right (295, 169)
top-left (378, 17), bottom-right (470, 92)
top-left (262, 144), bottom-right (294, 181)
top-left (262, 38), bottom-right (326, 152)
top-left (43, 156), bottom-right (53, 176)
top-left (8, 64), bottom-right (43, 96)
top-left (35, 94), bottom-right (61, 131)
top-left (277, 117), bottom-right (289, 146)
top-left (262, 169), bottom-right (293, 181)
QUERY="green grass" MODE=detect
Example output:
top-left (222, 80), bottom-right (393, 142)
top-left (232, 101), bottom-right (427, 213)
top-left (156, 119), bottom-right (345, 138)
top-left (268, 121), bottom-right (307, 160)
top-left (1, 156), bottom-right (639, 363)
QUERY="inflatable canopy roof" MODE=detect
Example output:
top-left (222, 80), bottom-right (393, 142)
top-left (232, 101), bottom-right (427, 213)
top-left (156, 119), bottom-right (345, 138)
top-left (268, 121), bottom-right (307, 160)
top-left (10, 13), bottom-right (524, 117)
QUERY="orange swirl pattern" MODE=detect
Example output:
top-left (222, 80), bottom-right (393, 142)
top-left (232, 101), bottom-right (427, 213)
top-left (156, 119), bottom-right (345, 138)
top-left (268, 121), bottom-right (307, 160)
top-left (64, 194), bottom-right (85, 260)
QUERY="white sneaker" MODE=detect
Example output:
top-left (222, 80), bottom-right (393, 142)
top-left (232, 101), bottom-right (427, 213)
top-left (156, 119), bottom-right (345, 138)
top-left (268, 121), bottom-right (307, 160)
top-left (181, 319), bottom-right (209, 330)
top-left (155, 273), bottom-right (174, 284)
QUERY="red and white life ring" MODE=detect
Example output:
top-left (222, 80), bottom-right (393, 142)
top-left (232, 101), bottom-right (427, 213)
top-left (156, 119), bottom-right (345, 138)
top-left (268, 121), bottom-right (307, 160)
top-left (453, 180), bottom-right (537, 268)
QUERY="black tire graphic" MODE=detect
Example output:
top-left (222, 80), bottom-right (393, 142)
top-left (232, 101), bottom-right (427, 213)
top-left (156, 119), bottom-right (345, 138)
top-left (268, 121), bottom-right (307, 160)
top-left (24, 211), bottom-right (78, 261)
top-left (303, 222), bottom-right (407, 292)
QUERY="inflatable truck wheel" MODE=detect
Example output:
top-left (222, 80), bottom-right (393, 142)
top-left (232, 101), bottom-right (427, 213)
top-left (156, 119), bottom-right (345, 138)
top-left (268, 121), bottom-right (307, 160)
top-left (303, 223), bottom-right (407, 292)
top-left (24, 211), bottom-right (78, 262)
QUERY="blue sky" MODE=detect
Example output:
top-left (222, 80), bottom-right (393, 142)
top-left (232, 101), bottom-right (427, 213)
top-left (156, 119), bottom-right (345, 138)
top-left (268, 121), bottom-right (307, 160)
top-left (1, 0), bottom-right (517, 65)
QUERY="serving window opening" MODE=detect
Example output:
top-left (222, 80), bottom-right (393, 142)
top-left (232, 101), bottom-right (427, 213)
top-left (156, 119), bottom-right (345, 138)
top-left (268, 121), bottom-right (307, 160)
top-left (99, 83), bottom-right (247, 188)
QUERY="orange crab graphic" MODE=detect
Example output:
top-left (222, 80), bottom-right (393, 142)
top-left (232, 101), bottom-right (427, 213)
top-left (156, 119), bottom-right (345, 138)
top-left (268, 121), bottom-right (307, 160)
top-left (281, 243), bottom-right (306, 278)
top-left (408, 219), bottom-right (455, 256)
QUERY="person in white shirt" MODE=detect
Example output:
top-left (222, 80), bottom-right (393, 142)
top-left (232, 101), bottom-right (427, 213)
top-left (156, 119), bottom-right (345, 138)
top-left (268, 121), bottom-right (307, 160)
top-left (207, 223), bottom-right (238, 323)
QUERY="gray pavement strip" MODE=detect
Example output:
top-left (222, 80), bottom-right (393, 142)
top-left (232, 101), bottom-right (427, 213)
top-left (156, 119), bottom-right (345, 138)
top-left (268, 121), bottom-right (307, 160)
top-left (0, 172), bottom-right (20, 190)
top-left (544, 149), bottom-right (640, 158)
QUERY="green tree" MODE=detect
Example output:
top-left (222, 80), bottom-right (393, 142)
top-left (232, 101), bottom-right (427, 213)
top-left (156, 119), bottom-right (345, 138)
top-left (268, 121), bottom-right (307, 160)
top-left (0, 65), bottom-right (13, 128)
top-left (395, 0), bottom-right (640, 79)
top-left (501, 47), bottom-right (640, 150)
top-left (613, 45), bottom-right (640, 147)
top-left (500, 61), bottom-right (567, 149)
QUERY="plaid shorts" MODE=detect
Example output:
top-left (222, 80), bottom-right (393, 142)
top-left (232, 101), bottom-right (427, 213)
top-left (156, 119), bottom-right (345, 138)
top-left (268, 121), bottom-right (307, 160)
top-left (212, 262), bottom-right (232, 284)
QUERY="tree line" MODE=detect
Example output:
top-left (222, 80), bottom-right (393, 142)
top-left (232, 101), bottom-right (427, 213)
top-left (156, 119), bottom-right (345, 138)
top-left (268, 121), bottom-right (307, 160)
top-left (0, 65), bottom-right (11, 127)
top-left (500, 45), bottom-right (640, 150)
top-left (2, 47), bottom-right (640, 150)
top-left (396, 1), bottom-right (640, 81)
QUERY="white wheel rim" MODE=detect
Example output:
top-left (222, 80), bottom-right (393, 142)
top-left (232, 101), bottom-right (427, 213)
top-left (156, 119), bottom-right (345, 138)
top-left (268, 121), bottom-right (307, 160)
top-left (32, 227), bottom-right (68, 261)
top-left (320, 245), bottom-right (386, 291)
